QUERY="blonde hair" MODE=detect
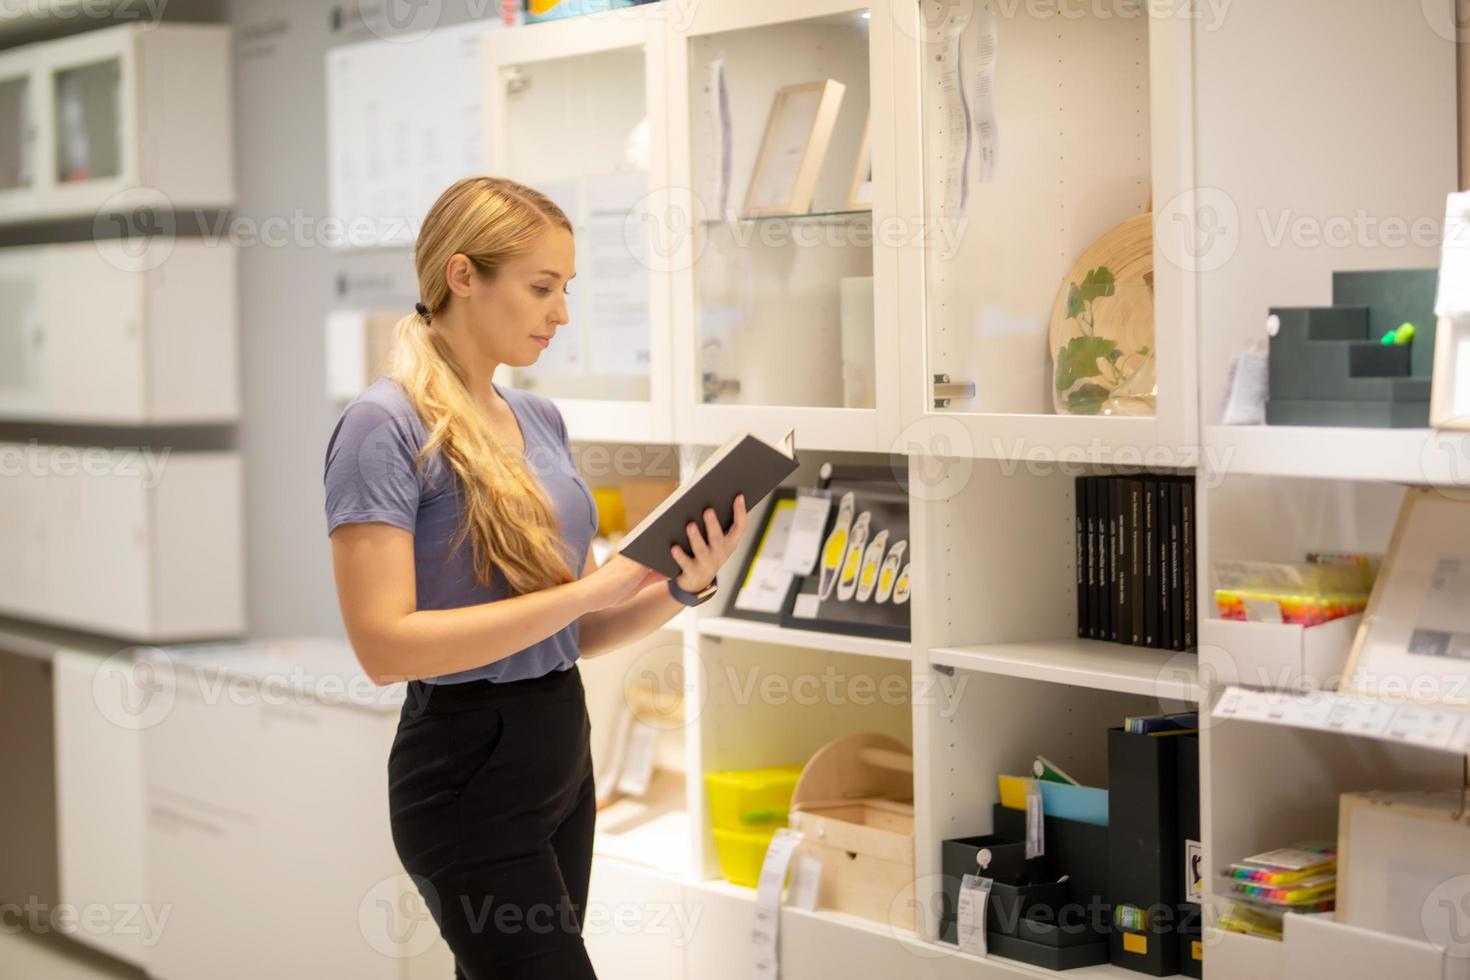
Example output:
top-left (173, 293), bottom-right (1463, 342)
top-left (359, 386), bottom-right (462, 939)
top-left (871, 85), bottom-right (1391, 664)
top-left (387, 176), bottom-right (576, 596)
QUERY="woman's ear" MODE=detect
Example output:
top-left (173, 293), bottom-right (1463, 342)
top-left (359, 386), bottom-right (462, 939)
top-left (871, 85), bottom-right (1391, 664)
top-left (444, 253), bottom-right (477, 300)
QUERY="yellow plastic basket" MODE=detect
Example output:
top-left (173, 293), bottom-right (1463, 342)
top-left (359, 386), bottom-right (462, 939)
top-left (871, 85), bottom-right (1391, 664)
top-left (704, 765), bottom-right (804, 831)
top-left (712, 826), bottom-right (780, 887)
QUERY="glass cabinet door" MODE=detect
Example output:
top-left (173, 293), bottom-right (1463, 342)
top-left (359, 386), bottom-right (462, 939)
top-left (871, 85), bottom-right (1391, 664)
top-left (911, 0), bottom-right (1170, 457)
top-left (684, 8), bottom-right (875, 413)
top-left (0, 249), bottom-right (45, 417)
top-left (483, 12), bottom-right (668, 441)
top-left (51, 56), bottom-right (124, 186)
top-left (0, 72), bottom-right (34, 195)
top-left (669, 1), bottom-right (895, 452)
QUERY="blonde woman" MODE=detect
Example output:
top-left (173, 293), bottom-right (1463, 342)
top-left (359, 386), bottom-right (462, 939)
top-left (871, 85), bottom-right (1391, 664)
top-left (325, 176), bottom-right (747, 978)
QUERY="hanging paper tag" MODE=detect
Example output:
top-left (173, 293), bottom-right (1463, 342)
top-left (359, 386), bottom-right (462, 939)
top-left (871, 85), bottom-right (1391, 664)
top-left (968, 6), bottom-right (999, 184)
top-left (1184, 840), bottom-right (1204, 904)
top-left (1025, 779), bottom-right (1045, 860)
top-left (752, 828), bottom-right (802, 980)
top-left (788, 854), bottom-right (822, 911)
top-left (956, 873), bottom-right (992, 956)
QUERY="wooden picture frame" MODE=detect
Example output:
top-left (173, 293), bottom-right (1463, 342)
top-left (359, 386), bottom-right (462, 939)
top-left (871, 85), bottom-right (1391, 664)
top-left (742, 79), bottom-right (846, 218)
top-left (1430, 315), bottom-right (1470, 430)
top-left (846, 113), bottom-right (873, 211)
top-left (1341, 487), bottom-right (1470, 707)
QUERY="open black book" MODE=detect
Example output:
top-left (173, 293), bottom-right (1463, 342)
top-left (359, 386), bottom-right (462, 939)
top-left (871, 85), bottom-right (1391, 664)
top-left (616, 430), bottom-right (798, 579)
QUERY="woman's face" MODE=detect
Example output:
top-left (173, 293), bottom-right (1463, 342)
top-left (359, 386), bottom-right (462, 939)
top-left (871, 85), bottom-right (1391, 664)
top-left (450, 226), bottom-right (575, 369)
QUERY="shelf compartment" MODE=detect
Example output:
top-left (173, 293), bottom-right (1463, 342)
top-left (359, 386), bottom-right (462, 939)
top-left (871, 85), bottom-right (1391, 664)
top-left (931, 639), bottom-right (1199, 702)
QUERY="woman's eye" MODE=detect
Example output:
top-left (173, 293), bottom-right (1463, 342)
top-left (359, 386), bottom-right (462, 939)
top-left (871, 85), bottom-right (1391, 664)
top-left (533, 285), bottom-right (552, 295)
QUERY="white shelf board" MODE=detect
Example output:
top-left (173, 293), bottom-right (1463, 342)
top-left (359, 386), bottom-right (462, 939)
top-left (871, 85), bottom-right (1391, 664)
top-left (693, 878), bottom-right (1139, 979)
top-left (1206, 424), bottom-right (1470, 487)
top-left (1212, 685), bottom-right (1470, 755)
top-left (897, 413), bottom-right (1183, 467)
top-left (930, 639), bottom-right (1201, 702)
top-left (697, 615), bottom-right (911, 662)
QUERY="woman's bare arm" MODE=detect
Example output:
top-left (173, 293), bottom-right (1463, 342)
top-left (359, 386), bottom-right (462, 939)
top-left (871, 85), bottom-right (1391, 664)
top-left (577, 549), bottom-right (684, 657)
top-left (330, 522), bottom-right (659, 685)
top-left (578, 496), bottom-right (748, 658)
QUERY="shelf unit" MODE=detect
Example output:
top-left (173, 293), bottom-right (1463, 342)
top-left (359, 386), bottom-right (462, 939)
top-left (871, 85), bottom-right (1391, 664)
top-left (460, 2), bottom-right (1470, 978)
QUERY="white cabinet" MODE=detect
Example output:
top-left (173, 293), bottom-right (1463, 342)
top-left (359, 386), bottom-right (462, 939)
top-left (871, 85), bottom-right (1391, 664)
top-left (0, 240), bottom-right (238, 424)
top-left (53, 648), bottom-right (148, 968)
top-left (0, 443), bottom-right (243, 640)
top-left (0, 23), bottom-right (233, 223)
top-left (142, 645), bottom-right (454, 980)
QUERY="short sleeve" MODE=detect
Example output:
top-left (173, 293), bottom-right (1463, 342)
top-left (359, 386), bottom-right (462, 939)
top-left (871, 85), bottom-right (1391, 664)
top-left (323, 401), bottom-right (422, 535)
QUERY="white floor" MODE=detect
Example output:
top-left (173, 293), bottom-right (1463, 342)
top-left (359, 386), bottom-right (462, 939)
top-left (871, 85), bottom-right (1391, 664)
top-left (0, 931), bottom-right (143, 980)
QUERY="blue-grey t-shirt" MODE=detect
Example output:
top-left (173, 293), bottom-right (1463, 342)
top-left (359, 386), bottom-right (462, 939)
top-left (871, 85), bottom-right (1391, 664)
top-left (323, 377), bottom-right (597, 684)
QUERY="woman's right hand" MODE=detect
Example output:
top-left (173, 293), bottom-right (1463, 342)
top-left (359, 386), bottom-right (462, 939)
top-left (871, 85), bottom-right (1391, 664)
top-left (576, 554), bottom-right (667, 612)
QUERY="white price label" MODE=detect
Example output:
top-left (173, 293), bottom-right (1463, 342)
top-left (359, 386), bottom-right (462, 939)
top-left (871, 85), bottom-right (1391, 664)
top-left (752, 828), bottom-right (802, 980)
top-left (1025, 780), bottom-right (1045, 860)
top-left (956, 874), bottom-right (992, 956)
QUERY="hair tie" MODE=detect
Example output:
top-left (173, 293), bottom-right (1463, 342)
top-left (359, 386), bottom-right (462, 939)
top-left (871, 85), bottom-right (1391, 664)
top-left (415, 301), bottom-right (431, 321)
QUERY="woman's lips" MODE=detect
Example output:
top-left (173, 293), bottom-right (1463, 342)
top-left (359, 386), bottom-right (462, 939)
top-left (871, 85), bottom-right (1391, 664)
top-left (533, 336), bottom-right (550, 348)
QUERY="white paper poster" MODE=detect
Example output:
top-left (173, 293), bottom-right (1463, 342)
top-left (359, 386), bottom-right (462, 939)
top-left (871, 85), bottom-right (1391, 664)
top-left (327, 20), bottom-right (493, 249)
top-left (734, 498), bottom-right (798, 614)
top-left (585, 171), bottom-right (653, 375)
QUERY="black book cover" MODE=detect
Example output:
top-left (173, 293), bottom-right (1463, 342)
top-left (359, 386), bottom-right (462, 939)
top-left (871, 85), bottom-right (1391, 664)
top-left (1127, 479), bottom-right (1143, 646)
top-left (1142, 479), bottom-right (1158, 648)
top-left (1181, 476), bottom-right (1196, 651)
top-left (1092, 477), bottom-right (1107, 640)
top-left (1177, 732), bottom-right (1203, 978)
top-left (1168, 479), bottom-right (1183, 652)
top-left (618, 431), bottom-right (797, 579)
top-left (1155, 480), bottom-right (1170, 651)
top-left (1107, 728), bottom-right (1183, 976)
top-left (1108, 477), bottom-right (1121, 643)
top-left (1116, 477), bottom-right (1131, 645)
top-left (1086, 477), bottom-right (1100, 638)
top-left (1076, 477), bottom-right (1087, 639)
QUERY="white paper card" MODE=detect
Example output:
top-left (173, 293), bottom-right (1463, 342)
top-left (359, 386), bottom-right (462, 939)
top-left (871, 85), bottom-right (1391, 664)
top-left (1436, 192), bottom-right (1470, 317)
top-left (734, 499), bottom-right (798, 614)
top-left (781, 493), bottom-right (832, 574)
top-left (752, 828), bottom-right (803, 980)
top-left (1025, 780), bottom-right (1045, 860)
top-left (584, 171), bottom-right (653, 376)
top-left (791, 593), bottom-right (820, 620)
top-left (614, 720), bottom-right (658, 797)
top-left (1185, 840), bottom-right (1204, 904)
top-left (789, 855), bottom-right (822, 911)
top-left (956, 874), bottom-right (993, 956)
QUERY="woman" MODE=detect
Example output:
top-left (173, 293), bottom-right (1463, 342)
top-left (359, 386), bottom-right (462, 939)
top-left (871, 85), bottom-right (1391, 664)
top-left (324, 175), bottom-right (747, 978)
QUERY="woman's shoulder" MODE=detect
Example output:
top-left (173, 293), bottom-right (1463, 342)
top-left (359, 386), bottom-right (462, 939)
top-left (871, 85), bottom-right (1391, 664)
top-left (502, 384), bottom-right (567, 441)
top-left (328, 377), bottom-right (427, 458)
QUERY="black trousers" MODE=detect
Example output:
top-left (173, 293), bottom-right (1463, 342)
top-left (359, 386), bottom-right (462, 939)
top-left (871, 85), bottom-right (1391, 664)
top-left (388, 664), bottom-right (598, 979)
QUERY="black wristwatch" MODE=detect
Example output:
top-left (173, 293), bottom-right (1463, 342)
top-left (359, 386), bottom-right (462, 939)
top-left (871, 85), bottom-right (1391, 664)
top-left (668, 578), bottom-right (719, 607)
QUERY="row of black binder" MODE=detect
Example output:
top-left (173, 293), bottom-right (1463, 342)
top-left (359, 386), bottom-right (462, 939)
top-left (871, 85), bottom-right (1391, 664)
top-left (1074, 475), bottom-right (1197, 651)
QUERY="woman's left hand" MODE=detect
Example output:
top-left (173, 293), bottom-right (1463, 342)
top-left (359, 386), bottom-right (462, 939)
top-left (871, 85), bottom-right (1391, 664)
top-left (670, 494), bottom-right (748, 593)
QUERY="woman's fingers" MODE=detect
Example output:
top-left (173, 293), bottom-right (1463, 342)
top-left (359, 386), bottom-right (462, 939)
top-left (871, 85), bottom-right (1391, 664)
top-left (686, 518), bottom-right (711, 560)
